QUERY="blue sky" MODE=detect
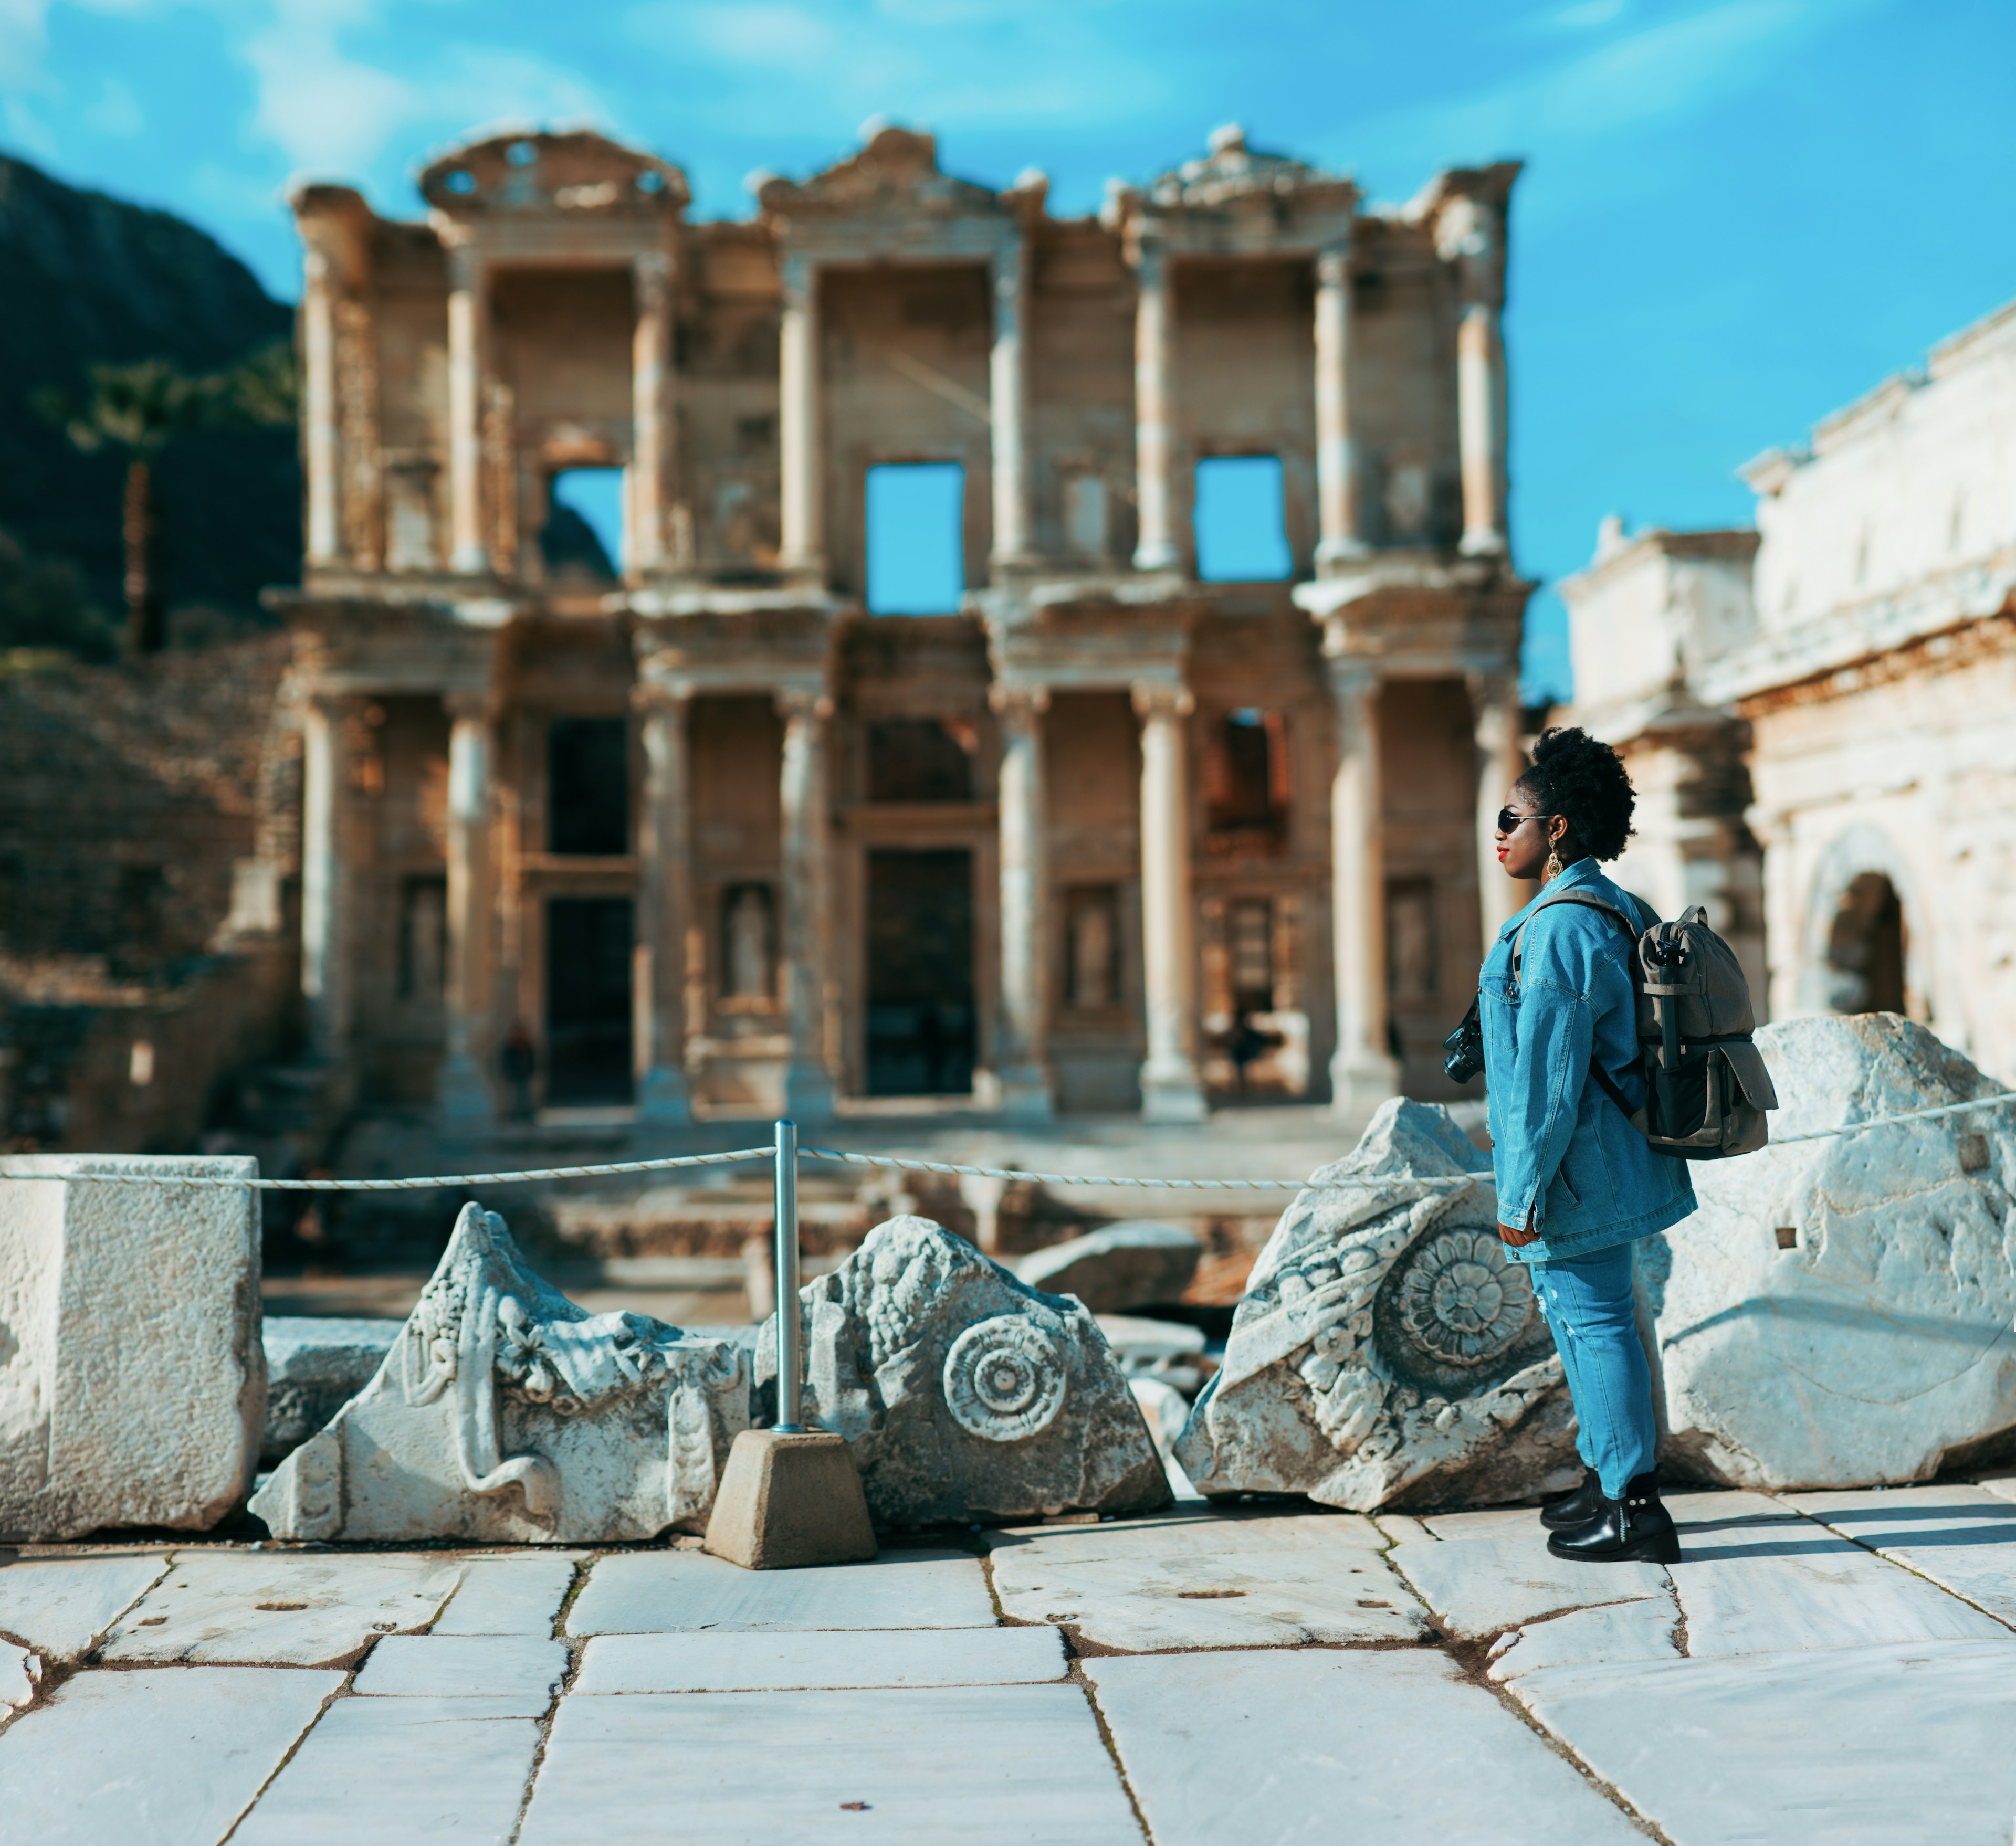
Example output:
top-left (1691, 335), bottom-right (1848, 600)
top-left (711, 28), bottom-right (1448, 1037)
top-left (6, 0), bottom-right (2012, 697)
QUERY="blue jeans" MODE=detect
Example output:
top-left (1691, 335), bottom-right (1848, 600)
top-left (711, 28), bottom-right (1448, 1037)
top-left (1531, 1242), bottom-right (1658, 1500)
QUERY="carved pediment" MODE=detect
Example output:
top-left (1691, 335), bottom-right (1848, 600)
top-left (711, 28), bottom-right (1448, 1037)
top-left (419, 129), bottom-right (689, 219)
top-left (755, 124), bottom-right (1007, 221)
top-left (1133, 124), bottom-right (1355, 214)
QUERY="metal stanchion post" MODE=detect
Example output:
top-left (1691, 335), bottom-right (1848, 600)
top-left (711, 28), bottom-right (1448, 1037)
top-left (772, 1117), bottom-right (803, 1433)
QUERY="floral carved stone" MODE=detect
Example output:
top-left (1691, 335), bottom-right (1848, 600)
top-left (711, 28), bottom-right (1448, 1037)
top-left (1174, 1100), bottom-right (1577, 1511)
top-left (942, 1318), bottom-right (1068, 1443)
top-left (759, 1215), bottom-right (1168, 1528)
top-left (252, 1203), bottom-right (750, 1543)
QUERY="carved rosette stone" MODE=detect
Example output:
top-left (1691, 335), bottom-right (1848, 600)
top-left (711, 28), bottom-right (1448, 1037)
top-left (1173, 1099), bottom-right (1577, 1511)
top-left (942, 1318), bottom-right (1068, 1443)
top-left (759, 1215), bottom-right (1167, 1527)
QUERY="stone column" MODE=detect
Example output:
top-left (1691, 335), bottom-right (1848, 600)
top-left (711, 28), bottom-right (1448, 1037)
top-left (1131, 238), bottom-right (1180, 573)
top-left (635, 688), bottom-right (694, 1124)
top-left (630, 250), bottom-right (675, 577)
top-left (438, 693), bottom-right (495, 1125)
top-left (299, 693), bottom-right (350, 1059)
top-left (1438, 197), bottom-right (1508, 558)
top-left (1133, 683), bottom-right (1206, 1121)
top-left (991, 684), bottom-right (1053, 1120)
top-left (446, 246), bottom-right (491, 575)
top-left (989, 235), bottom-right (1033, 572)
top-left (301, 248), bottom-right (341, 567)
top-left (1312, 242), bottom-right (1367, 568)
top-left (778, 254), bottom-right (824, 583)
top-left (778, 687), bottom-right (836, 1121)
top-left (1469, 671), bottom-right (1528, 942)
top-left (1328, 663), bottom-right (1401, 1112)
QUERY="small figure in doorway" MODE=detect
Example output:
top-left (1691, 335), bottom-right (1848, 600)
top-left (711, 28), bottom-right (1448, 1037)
top-left (1227, 1011), bottom-right (1276, 1093)
top-left (501, 1023), bottom-right (537, 1122)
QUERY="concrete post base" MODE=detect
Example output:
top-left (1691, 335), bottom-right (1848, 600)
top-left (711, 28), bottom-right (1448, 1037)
top-left (701, 1429), bottom-right (878, 1571)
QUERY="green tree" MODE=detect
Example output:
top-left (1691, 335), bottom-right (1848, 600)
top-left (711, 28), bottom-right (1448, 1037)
top-left (38, 343), bottom-right (297, 657)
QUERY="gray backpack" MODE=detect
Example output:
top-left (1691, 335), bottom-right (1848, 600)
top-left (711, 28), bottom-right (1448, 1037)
top-left (1514, 891), bottom-right (1777, 1160)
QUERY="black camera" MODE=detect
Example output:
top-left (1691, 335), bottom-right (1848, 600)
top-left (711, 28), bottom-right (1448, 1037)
top-left (1442, 997), bottom-right (1484, 1084)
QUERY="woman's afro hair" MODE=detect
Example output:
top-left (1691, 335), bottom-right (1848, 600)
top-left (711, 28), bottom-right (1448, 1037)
top-left (1518, 726), bottom-right (1635, 861)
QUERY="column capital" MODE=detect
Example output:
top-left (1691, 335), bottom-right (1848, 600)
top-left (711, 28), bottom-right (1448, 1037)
top-left (774, 685), bottom-right (834, 723)
top-left (443, 688), bottom-right (498, 724)
top-left (632, 679), bottom-right (694, 716)
top-left (1130, 681), bottom-right (1194, 721)
top-left (1323, 656), bottom-right (1380, 702)
top-left (1435, 194), bottom-right (1505, 308)
top-left (988, 681), bottom-right (1050, 718)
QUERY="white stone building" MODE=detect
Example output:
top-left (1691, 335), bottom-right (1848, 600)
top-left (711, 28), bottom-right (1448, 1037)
top-left (1561, 294), bottom-right (2016, 1077)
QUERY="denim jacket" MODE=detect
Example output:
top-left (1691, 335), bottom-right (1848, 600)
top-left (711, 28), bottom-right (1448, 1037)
top-left (1479, 856), bottom-right (1695, 1264)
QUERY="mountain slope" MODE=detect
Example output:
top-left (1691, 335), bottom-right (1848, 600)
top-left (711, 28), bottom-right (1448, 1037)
top-left (0, 155), bottom-right (300, 650)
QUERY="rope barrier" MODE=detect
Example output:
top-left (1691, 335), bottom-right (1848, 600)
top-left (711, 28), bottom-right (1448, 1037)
top-left (4, 1088), bottom-right (2010, 1191)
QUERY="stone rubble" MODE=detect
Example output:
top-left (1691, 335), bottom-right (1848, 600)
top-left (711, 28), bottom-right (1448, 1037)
top-left (251, 1203), bottom-right (752, 1543)
top-left (1013, 1222), bottom-right (1203, 1313)
top-left (1647, 1014), bottom-right (2016, 1490)
top-left (0, 1155), bottom-right (265, 1542)
top-left (763, 1214), bottom-right (1170, 1528)
top-left (1174, 1099), bottom-right (1579, 1511)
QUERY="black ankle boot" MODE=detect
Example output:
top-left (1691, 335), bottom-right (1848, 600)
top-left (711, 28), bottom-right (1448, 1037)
top-left (1540, 1468), bottom-right (1603, 1532)
top-left (1546, 1472), bottom-right (1680, 1564)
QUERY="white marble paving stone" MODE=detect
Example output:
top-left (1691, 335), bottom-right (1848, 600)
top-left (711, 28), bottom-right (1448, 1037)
top-left (1513, 1638), bottom-right (2016, 1844)
top-left (0, 1665), bottom-right (342, 1846)
top-left (1779, 1485), bottom-right (2016, 1630)
top-left (1, 1637), bottom-right (39, 1709)
top-left (100, 1552), bottom-right (464, 1666)
top-left (0, 1553), bottom-right (171, 1659)
top-left (432, 1554), bottom-right (582, 1636)
top-left (352, 1634), bottom-right (569, 1704)
top-left (1667, 1516), bottom-right (2008, 1657)
top-left (1386, 1537), bottom-right (1669, 1639)
top-left (1083, 1648), bottom-right (1644, 1846)
top-left (565, 1547), bottom-right (994, 1636)
top-left (518, 1684), bottom-right (1141, 1845)
top-left (1486, 1595), bottom-right (1684, 1681)
top-left (1976, 1468), bottom-right (2016, 1506)
top-left (991, 1546), bottom-right (1426, 1651)
top-left (233, 1695), bottom-right (541, 1846)
top-left (574, 1625), bottom-right (1067, 1694)
top-left (986, 1508), bottom-right (1388, 1569)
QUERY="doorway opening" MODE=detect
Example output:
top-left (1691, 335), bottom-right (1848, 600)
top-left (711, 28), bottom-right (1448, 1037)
top-left (545, 895), bottom-right (634, 1104)
top-left (865, 462), bottom-right (965, 614)
top-left (1825, 871), bottom-right (1907, 1015)
top-left (542, 468), bottom-right (624, 580)
top-left (865, 848), bottom-right (975, 1095)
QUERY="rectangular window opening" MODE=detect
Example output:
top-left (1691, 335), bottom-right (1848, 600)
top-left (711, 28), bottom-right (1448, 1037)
top-left (866, 462), bottom-right (965, 615)
top-left (1205, 709), bottom-right (1290, 855)
top-left (1194, 455), bottom-right (1291, 583)
top-left (543, 468), bottom-right (625, 581)
top-left (544, 895), bottom-right (635, 1106)
top-left (549, 717), bottom-right (629, 856)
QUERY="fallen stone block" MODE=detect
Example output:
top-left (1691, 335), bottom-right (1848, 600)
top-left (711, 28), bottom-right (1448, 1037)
top-left (1173, 1100), bottom-right (1578, 1512)
top-left (250, 1202), bottom-right (751, 1543)
top-left (261, 1315), bottom-right (401, 1464)
top-left (1648, 1014), bottom-right (2016, 1490)
top-left (0, 1155), bottom-right (264, 1541)
top-left (764, 1214), bottom-right (1170, 1528)
top-left (1013, 1221), bottom-right (1202, 1313)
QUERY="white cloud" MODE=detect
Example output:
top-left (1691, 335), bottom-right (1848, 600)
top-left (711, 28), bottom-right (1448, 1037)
top-left (0, 0), bottom-right (49, 88)
top-left (242, 0), bottom-right (415, 174)
top-left (83, 73), bottom-right (143, 134)
top-left (2, 91), bottom-right (61, 160)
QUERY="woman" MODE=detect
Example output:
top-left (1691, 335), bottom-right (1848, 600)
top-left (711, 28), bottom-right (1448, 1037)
top-left (1484, 726), bottom-right (1693, 1564)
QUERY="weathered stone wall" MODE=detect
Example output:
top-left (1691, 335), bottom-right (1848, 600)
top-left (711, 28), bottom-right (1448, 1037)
top-left (0, 637), bottom-right (299, 1153)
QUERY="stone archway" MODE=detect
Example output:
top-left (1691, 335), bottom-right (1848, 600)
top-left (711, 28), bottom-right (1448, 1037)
top-left (1800, 825), bottom-right (1927, 1021)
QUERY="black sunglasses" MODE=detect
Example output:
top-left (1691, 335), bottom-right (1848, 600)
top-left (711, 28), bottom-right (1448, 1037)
top-left (1495, 806), bottom-right (1552, 833)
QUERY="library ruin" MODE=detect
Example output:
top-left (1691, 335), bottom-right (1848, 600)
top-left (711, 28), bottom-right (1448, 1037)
top-left (276, 121), bottom-right (1531, 1126)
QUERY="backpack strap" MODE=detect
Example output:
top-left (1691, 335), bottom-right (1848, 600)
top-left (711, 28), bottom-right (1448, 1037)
top-left (1509, 889), bottom-right (1648, 983)
top-left (1509, 887), bottom-right (1655, 1128)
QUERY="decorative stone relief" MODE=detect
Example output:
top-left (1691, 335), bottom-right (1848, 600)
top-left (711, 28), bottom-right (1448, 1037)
top-left (762, 1215), bottom-right (1169, 1528)
top-left (1174, 1100), bottom-right (1579, 1511)
top-left (252, 1203), bottom-right (749, 1543)
top-left (1647, 1014), bottom-right (2016, 1489)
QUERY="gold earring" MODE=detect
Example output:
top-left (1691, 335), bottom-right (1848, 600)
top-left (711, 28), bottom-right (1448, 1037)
top-left (1545, 847), bottom-right (1563, 880)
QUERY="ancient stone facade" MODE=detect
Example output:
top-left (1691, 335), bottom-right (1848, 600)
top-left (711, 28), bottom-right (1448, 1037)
top-left (283, 122), bottom-right (1530, 1126)
top-left (1562, 293), bottom-right (2016, 1079)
